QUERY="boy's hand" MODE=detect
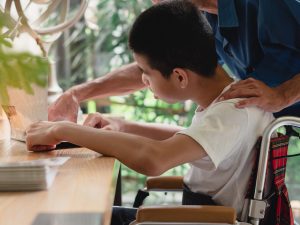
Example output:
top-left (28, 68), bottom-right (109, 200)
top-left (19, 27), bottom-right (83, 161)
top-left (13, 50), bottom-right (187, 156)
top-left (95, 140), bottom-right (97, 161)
top-left (26, 121), bottom-right (66, 151)
top-left (83, 113), bottom-right (125, 132)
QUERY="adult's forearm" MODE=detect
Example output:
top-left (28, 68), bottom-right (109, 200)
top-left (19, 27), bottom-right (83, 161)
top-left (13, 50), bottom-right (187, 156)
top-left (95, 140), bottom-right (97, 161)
top-left (68, 62), bottom-right (145, 102)
top-left (276, 73), bottom-right (300, 108)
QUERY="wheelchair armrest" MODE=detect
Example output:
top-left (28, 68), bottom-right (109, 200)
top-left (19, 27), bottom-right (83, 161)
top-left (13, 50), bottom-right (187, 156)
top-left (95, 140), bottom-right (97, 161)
top-left (146, 176), bottom-right (184, 191)
top-left (131, 205), bottom-right (236, 225)
top-left (133, 176), bottom-right (184, 208)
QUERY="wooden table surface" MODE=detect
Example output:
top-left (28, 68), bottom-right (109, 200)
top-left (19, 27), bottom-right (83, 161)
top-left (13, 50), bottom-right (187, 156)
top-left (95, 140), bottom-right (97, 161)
top-left (0, 139), bottom-right (120, 225)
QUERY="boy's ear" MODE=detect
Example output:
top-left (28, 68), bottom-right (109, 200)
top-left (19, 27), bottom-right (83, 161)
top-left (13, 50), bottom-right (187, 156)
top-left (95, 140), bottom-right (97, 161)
top-left (172, 68), bottom-right (189, 89)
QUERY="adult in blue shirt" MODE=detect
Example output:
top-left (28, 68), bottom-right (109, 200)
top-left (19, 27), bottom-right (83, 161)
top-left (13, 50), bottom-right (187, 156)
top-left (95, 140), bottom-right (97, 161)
top-left (48, 0), bottom-right (300, 121)
top-left (215, 0), bottom-right (300, 117)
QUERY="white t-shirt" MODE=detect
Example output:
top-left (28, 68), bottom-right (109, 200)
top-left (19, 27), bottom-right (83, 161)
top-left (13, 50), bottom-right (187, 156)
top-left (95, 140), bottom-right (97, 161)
top-left (177, 85), bottom-right (274, 217)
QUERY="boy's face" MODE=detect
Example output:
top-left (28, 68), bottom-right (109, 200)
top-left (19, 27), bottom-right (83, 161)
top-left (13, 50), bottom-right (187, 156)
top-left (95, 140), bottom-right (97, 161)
top-left (134, 53), bottom-right (181, 104)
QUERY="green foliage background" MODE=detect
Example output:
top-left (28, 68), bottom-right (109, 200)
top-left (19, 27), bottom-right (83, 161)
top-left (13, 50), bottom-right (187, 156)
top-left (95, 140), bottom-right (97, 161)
top-left (60, 0), bottom-right (195, 126)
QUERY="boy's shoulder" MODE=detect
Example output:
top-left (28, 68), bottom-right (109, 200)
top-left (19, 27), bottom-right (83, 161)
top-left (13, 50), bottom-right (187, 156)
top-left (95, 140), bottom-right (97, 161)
top-left (208, 98), bottom-right (265, 113)
top-left (203, 98), bottom-right (274, 123)
top-left (202, 98), bottom-right (248, 121)
top-left (207, 98), bottom-right (245, 113)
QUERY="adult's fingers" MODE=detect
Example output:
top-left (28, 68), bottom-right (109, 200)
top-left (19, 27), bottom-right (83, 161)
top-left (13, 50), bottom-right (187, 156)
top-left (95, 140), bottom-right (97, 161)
top-left (228, 78), bottom-right (263, 91)
top-left (229, 82), bottom-right (260, 91)
top-left (231, 78), bottom-right (259, 86)
top-left (220, 87), bottom-right (262, 100)
top-left (235, 97), bottom-right (261, 109)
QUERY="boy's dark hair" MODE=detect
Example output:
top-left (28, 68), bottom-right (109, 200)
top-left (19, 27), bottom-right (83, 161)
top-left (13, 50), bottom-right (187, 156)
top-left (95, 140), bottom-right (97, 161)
top-left (128, 0), bottom-right (217, 78)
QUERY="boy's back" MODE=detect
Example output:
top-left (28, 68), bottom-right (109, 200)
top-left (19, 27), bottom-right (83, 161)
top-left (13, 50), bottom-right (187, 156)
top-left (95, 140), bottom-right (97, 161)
top-left (179, 84), bottom-right (274, 217)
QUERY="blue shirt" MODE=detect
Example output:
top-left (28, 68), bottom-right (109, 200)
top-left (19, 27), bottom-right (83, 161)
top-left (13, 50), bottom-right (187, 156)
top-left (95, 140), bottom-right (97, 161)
top-left (205, 0), bottom-right (300, 117)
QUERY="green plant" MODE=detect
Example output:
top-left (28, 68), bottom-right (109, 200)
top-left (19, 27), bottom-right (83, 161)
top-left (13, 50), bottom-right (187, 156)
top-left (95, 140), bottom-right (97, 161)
top-left (0, 13), bottom-right (49, 104)
top-left (60, 0), bottom-right (152, 89)
top-left (64, 0), bottom-right (194, 125)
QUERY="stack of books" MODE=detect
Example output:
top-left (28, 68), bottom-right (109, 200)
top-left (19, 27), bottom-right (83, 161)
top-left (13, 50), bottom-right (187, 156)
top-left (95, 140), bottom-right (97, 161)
top-left (0, 157), bottom-right (69, 191)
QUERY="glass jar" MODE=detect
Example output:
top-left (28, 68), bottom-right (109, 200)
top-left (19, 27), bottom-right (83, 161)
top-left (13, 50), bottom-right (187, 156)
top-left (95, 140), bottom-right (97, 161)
top-left (0, 106), bottom-right (11, 140)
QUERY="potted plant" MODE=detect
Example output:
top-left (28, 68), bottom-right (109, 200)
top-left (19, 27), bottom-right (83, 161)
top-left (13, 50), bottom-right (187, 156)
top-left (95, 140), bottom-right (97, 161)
top-left (0, 0), bottom-right (89, 139)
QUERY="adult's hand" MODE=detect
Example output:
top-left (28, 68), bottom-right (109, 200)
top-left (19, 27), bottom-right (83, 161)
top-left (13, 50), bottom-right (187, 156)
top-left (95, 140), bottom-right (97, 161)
top-left (48, 91), bottom-right (79, 122)
top-left (83, 112), bottom-right (125, 131)
top-left (219, 78), bottom-right (286, 112)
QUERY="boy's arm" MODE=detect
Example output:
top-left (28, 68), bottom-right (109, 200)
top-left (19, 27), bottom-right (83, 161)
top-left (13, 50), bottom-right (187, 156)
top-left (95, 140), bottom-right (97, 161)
top-left (83, 113), bottom-right (183, 140)
top-left (123, 121), bottom-right (183, 140)
top-left (48, 62), bottom-right (145, 122)
top-left (26, 121), bottom-right (205, 176)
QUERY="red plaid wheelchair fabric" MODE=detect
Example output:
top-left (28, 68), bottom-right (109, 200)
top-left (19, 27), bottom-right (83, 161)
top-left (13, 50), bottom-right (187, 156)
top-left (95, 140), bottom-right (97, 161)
top-left (270, 135), bottom-right (294, 225)
top-left (246, 135), bottom-right (294, 225)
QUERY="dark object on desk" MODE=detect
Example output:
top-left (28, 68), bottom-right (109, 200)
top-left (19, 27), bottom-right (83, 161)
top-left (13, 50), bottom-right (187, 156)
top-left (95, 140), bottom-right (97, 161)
top-left (55, 142), bottom-right (81, 150)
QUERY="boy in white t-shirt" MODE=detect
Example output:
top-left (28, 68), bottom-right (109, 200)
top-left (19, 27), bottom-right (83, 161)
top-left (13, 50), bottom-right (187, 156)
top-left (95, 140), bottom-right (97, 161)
top-left (26, 0), bottom-right (274, 224)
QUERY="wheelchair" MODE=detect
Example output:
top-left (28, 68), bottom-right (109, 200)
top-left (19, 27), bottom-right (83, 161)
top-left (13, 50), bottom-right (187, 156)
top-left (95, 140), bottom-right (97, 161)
top-left (131, 116), bottom-right (300, 225)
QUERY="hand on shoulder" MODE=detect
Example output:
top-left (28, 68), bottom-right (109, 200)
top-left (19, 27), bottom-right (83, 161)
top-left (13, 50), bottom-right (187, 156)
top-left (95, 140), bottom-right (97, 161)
top-left (219, 78), bottom-right (286, 112)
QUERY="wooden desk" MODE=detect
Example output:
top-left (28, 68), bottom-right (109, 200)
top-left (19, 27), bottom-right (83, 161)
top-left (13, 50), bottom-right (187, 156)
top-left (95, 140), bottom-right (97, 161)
top-left (0, 139), bottom-right (120, 225)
